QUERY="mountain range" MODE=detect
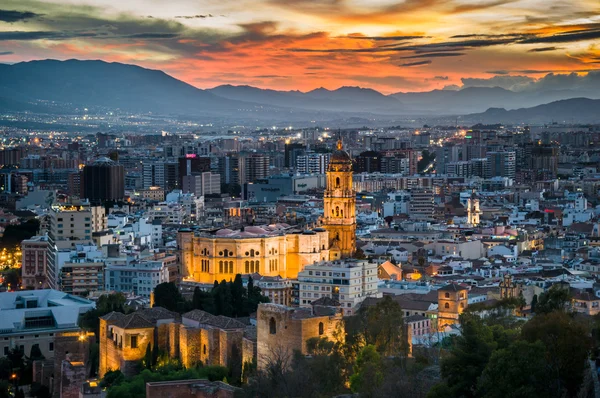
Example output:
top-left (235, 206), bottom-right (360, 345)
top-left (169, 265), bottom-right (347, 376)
top-left (1, 59), bottom-right (599, 124)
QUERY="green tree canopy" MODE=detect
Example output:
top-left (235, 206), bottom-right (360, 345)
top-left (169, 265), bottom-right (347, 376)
top-left (153, 282), bottom-right (186, 313)
top-left (521, 311), bottom-right (590, 397)
top-left (477, 340), bottom-right (557, 398)
top-left (349, 345), bottom-right (383, 397)
top-left (535, 285), bottom-right (571, 314)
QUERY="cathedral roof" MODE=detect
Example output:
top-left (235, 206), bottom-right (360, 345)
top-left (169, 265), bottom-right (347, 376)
top-left (330, 138), bottom-right (352, 164)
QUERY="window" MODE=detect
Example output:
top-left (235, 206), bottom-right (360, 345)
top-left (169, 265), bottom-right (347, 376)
top-left (130, 335), bottom-right (138, 348)
top-left (203, 344), bottom-right (207, 355)
top-left (269, 317), bottom-right (276, 334)
top-left (49, 342), bottom-right (54, 352)
top-left (318, 322), bottom-right (324, 336)
top-left (444, 292), bottom-right (450, 298)
top-left (444, 303), bottom-right (450, 309)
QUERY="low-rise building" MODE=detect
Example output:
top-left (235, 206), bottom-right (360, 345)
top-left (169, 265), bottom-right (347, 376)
top-left (254, 275), bottom-right (292, 306)
top-left (105, 252), bottom-right (178, 298)
top-left (0, 290), bottom-right (95, 359)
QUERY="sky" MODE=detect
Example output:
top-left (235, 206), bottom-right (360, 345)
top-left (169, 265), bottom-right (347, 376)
top-left (0, 0), bottom-right (599, 94)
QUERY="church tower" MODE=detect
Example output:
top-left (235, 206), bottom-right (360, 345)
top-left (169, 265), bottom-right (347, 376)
top-left (322, 137), bottom-right (356, 259)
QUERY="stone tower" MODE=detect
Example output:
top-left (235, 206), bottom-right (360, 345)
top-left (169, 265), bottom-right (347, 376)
top-left (467, 189), bottom-right (480, 226)
top-left (322, 137), bottom-right (356, 259)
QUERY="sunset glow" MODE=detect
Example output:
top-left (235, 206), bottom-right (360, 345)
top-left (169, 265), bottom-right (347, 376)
top-left (0, 0), bottom-right (599, 93)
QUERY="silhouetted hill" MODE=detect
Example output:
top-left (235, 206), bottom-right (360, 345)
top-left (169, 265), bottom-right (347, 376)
top-left (0, 59), bottom-right (254, 116)
top-left (463, 98), bottom-right (600, 123)
top-left (2, 59), bottom-right (600, 122)
top-left (209, 85), bottom-right (402, 113)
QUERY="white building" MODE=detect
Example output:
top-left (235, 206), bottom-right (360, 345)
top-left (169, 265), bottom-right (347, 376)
top-left (147, 202), bottom-right (187, 224)
top-left (165, 191), bottom-right (204, 221)
top-left (0, 290), bottom-right (94, 359)
top-left (297, 259), bottom-right (381, 316)
top-left (105, 252), bottom-right (177, 298)
top-left (382, 190), bottom-right (411, 217)
top-left (296, 152), bottom-right (330, 174)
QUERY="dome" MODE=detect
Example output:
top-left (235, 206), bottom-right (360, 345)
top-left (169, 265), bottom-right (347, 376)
top-left (329, 138), bottom-right (352, 164)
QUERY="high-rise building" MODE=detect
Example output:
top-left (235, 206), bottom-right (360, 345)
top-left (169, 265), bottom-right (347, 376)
top-left (355, 151), bottom-right (382, 173)
top-left (178, 155), bottom-right (211, 188)
top-left (296, 152), bottom-right (330, 174)
top-left (143, 162), bottom-right (166, 189)
top-left (435, 145), bottom-right (461, 174)
top-left (486, 151), bottom-right (516, 179)
top-left (380, 155), bottom-right (409, 175)
top-left (321, 138), bottom-right (356, 259)
top-left (21, 236), bottom-right (49, 289)
top-left (284, 142), bottom-right (305, 168)
top-left (46, 203), bottom-right (106, 289)
top-left (446, 161), bottom-right (472, 177)
top-left (409, 188), bottom-right (435, 221)
top-left (182, 172), bottom-right (221, 196)
top-left (245, 154), bottom-right (269, 183)
top-left (67, 172), bottom-right (81, 198)
top-left (81, 157), bottom-right (125, 203)
top-left (217, 155), bottom-right (242, 186)
top-left (526, 143), bottom-right (559, 179)
top-left (164, 162), bottom-right (179, 191)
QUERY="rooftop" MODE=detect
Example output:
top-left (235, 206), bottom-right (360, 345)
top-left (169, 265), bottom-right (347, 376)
top-left (0, 289), bottom-right (95, 334)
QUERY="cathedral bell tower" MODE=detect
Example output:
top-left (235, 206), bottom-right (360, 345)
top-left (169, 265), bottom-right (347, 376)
top-left (322, 137), bottom-right (356, 259)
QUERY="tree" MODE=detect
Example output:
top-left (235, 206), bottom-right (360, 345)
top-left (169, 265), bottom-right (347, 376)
top-left (213, 280), bottom-right (234, 317)
top-left (231, 274), bottom-right (246, 317)
top-left (2, 268), bottom-right (20, 289)
top-left (535, 285), bottom-right (570, 314)
top-left (436, 313), bottom-right (497, 398)
top-left (192, 287), bottom-right (214, 313)
top-left (531, 294), bottom-right (538, 313)
top-left (353, 247), bottom-right (367, 260)
top-left (228, 343), bottom-right (242, 386)
top-left (30, 382), bottom-right (51, 398)
top-left (521, 311), bottom-right (590, 397)
top-left (356, 295), bottom-right (408, 357)
top-left (349, 345), bottom-right (383, 397)
top-left (100, 369), bottom-right (124, 389)
top-left (153, 282), bottom-right (186, 313)
top-left (29, 344), bottom-right (43, 361)
top-left (477, 340), bottom-right (557, 398)
top-left (144, 344), bottom-right (153, 370)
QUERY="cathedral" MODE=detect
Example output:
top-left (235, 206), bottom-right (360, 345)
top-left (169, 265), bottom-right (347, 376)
top-left (321, 138), bottom-right (357, 259)
top-left (178, 137), bottom-right (357, 283)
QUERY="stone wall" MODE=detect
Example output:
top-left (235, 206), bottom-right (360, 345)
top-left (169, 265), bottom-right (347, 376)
top-left (52, 332), bottom-right (94, 397)
top-left (256, 303), bottom-right (341, 369)
top-left (60, 360), bottom-right (87, 398)
top-left (179, 326), bottom-right (202, 368)
top-left (146, 379), bottom-right (240, 398)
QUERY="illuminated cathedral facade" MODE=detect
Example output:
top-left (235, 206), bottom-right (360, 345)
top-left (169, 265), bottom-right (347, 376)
top-left (321, 138), bottom-right (357, 259)
top-left (178, 137), bottom-right (357, 283)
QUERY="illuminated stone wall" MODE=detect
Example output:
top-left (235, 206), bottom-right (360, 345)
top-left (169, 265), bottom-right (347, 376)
top-left (256, 304), bottom-right (342, 370)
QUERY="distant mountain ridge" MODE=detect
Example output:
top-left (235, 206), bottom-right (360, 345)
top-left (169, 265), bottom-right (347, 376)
top-left (0, 59), bottom-right (599, 123)
top-left (464, 98), bottom-right (600, 123)
top-left (0, 59), bottom-right (255, 116)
